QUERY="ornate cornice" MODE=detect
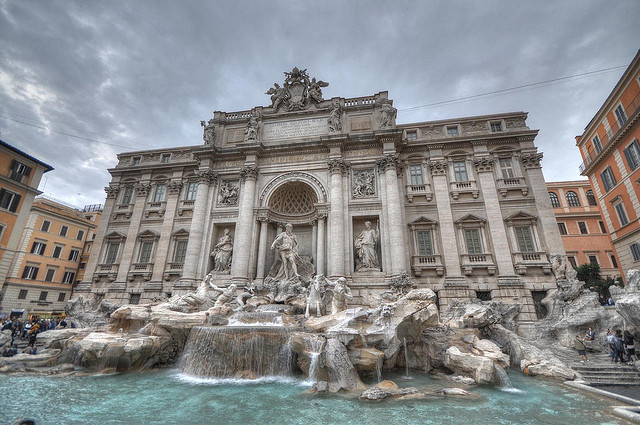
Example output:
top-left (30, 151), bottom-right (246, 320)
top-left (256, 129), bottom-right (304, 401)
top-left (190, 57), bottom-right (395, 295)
top-left (135, 182), bottom-right (151, 197)
top-left (474, 157), bottom-right (494, 173)
top-left (195, 168), bottom-right (218, 184)
top-left (428, 159), bottom-right (448, 176)
top-left (239, 165), bottom-right (259, 181)
top-left (104, 184), bottom-right (120, 198)
top-left (521, 152), bottom-right (543, 169)
top-left (167, 180), bottom-right (183, 195)
top-left (376, 154), bottom-right (403, 174)
top-left (327, 158), bottom-right (349, 175)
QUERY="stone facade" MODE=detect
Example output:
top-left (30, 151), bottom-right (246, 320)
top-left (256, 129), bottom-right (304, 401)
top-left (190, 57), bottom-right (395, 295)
top-left (78, 68), bottom-right (565, 321)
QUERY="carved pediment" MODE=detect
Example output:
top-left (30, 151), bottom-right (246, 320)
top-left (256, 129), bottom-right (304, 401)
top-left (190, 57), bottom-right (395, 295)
top-left (172, 228), bottom-right (190, 237)
top-left (138, 229), bottom-right (160, 238)
top-left (104, 231), bottom-right (126, 241)
top-left (409, 217), bottom-right (438, 225)
top-left (505, 211), bottom-right (538, 223)
top-left (455, 214), bottom-right (486, 224)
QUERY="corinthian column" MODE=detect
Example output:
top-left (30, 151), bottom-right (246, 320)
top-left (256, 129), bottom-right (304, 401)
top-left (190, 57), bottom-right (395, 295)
top-left (255, 216), bottom-right (269, 279)
top-left (231, 165), bottom-right (258, 281)
top-left (116, 181), bottom-right (151, 283)
top-left (377, 154), bottom-right (407, 275)
top-left (430, 159), bottom-right (462, 276)
top-left (181, 169), bottom-right (216, 283)
top-left (328, 159), bottom-right (348, 278)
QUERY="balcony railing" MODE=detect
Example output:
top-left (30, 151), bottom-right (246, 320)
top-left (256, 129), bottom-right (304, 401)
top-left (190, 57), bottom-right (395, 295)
top-left (461, 253), bottom-right (496, 275)
top-left (513, 252), bottom-right (552, 275)
top-left (128, 262), bottom-right (154, 281)
top-left (449, 180), bottom-right (479, 200)
top-left (405, 182), bottom-right (433, 202)
top-left (579, 91), bottom-right (640, 174)
top-left (496, 177), bottom-right (528, 197)
top-left (411, 254), bottom-right (444, 277)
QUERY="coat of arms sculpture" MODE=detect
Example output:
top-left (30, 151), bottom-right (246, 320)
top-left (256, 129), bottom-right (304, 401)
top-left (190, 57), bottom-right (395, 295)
top-left (265, 67), bottom-right (329, 112)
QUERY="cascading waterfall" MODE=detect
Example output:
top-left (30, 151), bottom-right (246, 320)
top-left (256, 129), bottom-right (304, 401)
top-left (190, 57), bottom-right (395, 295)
top-left (403, 337), bottom-right (412, 380)
top-left (304, 336), bottom-right (324, 383)
top-left (494, 364), bottom-right (514, 389)
top-left (375, 357), bottom-right (383, 383)
top-left (227, 311), bottom-right (285, 327)
top-left (181, 326), bottom-right (294, 378)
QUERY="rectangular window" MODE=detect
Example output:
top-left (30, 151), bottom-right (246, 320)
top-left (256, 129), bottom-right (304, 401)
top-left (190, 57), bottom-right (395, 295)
top-left (515, 226), bottom-right (536, 253)
top-left (39, 291), bottom-right (48, 301)
top-left (30, 241), bottom-right (47, 255)
top-left (599, 221), bottom-right (607, 233)
top-left (104, 243), bottom-right (119, 264)
top-left (0, 223), bottom-right (4, 240)
top-left (578, 222), bottom-right (588, 234)
top-left (567, 256), bottom-right (577, 268)
top-left (557, 223), bottom-right (568, 235)
top-left (453, 161), bottom-right (468, 182)
top-left (139, 241), bottom-right (154, 263)
top-left (58, 293), bottom-right (66, 302)
top-left (631, 243), bottom-right (640, 262)
top-left (68, 249), bottom-right (80, 262)
top-left (60, 225), bottom-right (68, 237)
top-left (76, 230), bottom-right (85, 240)
top-left (406, 131), bottom-right (417, 141)
top-left (174, 240), bottom-right (188, 263)
top-left (41, 220), bottom-right (51, 232)
top-left (490, 122), bottom-right (502, 132)
top-left (446, 126), bottom-right (459, 136)
top-left (129, 293), bottom-right (141, 305)
top-left (499, 158), bottom-right (515, 179)
top-left (44, 269), bottom-right (56, 282)
top-left (186, 182), bottom-right (198, 201)
top-left (610, 255), bottom-right (618, 268)
top-left (416, 231), bottom-right (434, 256)
top-left (8, 160), bottom-right (32, 183)
top-left (79, 262), bottom-right (86, 270)
top-left (18, 289), bottom-right (28, 299)
top-left (153, 184), bottom-right (166, 202)
top-left (132, 157), bottom-right (141, 165)
top-left (592, 135), bottom-right (602, 153)
top-left (409, 165), bottom-right (424, 185)
top-left (62, 271), bottom-right (75, 284)
top-left (623, 139), bottom-right (640, 170)
top-left (52, 245), bottom-right (62, 258)
top-left (121, 186), bottom-right (134, 205)
top-left (600, 166), bottom-right (617, 192)
top-left (588, 255), bottom-right (598, 265)
top-left (161, 154), bottom-right (171, 163)
top-left (615, 104), bottom-right (627, 127)
top-left (85, 243), bottom-right (91, 253)
top-left (0, 188), bottom-right (21, 212)
top-left (614, 201), bottom-right (629, 226)
top-left (464, 228), bottom-right (483, 254)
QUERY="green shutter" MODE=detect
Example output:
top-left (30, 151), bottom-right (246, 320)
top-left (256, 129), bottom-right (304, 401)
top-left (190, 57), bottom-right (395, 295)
top-left (464, 229), bottom-right (482, 254)
top-left (416, 231), bottom-right (433, 256)
top-left (515, 226), bottom-right (535, 253)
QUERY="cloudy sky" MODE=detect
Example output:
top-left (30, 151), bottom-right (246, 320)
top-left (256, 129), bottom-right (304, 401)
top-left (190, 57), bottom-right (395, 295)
top-left (1, 0), bottom-right (639, 208)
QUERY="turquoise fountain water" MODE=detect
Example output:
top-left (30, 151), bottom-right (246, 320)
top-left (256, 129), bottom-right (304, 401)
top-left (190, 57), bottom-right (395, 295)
top-left (0, 369), bottom-right (626, 425)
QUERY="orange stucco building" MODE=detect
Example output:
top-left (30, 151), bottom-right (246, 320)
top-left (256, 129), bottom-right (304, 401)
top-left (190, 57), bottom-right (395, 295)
top-left (577, 50), bottom-right (640, 280)
top-left (1, 198), bottom-right (96, 317)
top-left (0, 139), bottom-right (53, 316)
top-left (547, 180), bottom-right (622, 279)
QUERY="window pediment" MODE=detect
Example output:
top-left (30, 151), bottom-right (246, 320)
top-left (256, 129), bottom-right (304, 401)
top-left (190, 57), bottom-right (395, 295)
top-left (505, 211), bottom-right (538, 224)
top-left (455, 214), bottom-right (486, 225)
top-left (104, 231), bottom-right (126, 241)
top-left (138, 229), bottom-right (160, 239)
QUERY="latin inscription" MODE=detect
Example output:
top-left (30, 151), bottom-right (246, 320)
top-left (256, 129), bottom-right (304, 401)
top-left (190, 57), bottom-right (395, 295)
top-left (263, 117), bottom-right (328, 141)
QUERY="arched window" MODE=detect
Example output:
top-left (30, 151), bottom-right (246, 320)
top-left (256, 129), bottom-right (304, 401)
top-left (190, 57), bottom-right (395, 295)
top-left (566, 191), bottom-right (580, 207)
top-left (586, 190), bottom-right (597, 206)
top-left (548, 192), bottom-right (559, 208)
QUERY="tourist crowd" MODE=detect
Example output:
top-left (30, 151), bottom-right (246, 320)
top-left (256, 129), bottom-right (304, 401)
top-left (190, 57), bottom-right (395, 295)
top-left (1, 317), bottom-right (75, 357)
top-left (575, 326), bottom-right (637, 365)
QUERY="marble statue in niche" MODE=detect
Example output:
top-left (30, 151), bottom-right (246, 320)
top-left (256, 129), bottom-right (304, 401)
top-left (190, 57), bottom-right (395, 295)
top-left (211, 229), bottom-right (233, 273)
top-left (355, 221), bottom-right (380, 271)
top-left (327, 101), bottom-right (342, 133)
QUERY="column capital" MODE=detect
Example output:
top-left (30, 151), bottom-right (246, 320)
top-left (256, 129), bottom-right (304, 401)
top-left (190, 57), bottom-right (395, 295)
top-left (104, 184), bottom-right (120, 198)
top-left (428, 159), bottom-right (448, 176)
top-left (474, 156), bottom-right (495, 173)
top-left (135, 181), bottom-right (151, 197)
top-left (327, 158), bottom-right (349, 175)
top-left (376, 154), bottom-right (403, 174)
top-left (195, 168), bottom-right (218, 184)
top-left (240, 165), bottom-right (259, 182)
top-left (167, 180), bottom-right (183, 195)
top-left (521, 152), bottom-right (543, 169)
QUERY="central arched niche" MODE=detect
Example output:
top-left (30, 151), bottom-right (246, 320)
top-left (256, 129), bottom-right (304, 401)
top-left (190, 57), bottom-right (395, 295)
top-left (268, 181), bottom-right (318, 217)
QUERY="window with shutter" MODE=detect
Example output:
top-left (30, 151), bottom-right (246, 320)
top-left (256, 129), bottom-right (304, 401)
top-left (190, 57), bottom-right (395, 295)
top-left (515, 226), bottom-right (536, 252)
top-left (416, 231), bottom-right (433, 256)
top-left (464, 229), bottom-right (482, 254)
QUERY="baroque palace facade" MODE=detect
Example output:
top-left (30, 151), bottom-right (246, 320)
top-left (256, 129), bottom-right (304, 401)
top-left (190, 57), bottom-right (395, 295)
top-left (78, 68), bottom-right (565, 321)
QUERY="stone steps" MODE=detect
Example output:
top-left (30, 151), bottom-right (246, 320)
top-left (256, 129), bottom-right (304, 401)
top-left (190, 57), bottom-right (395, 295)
top-left (570, 354), bottom-right (640, 387)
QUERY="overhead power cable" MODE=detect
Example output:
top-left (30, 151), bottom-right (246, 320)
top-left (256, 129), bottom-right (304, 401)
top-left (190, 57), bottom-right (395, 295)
top-left (0, 114), bottom-right (155, 150)
top-left (399, 65), bottom-right (628, 112)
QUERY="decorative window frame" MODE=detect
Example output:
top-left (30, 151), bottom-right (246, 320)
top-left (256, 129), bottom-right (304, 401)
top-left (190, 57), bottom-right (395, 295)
top-left (454, 214), bottom-right (495, 275)
top-left (404, 158), bottom-right (432, 202)
top-left (129, 229), bottom-right (159, 281)
top-left (165, 228), bottom-right (190, 280)
top-left (408, 217), bottom-right (443, 277)
top-left (447, 154), bottom-right (479, 200)
top-left (504, 211), bottom-right (551, 275)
